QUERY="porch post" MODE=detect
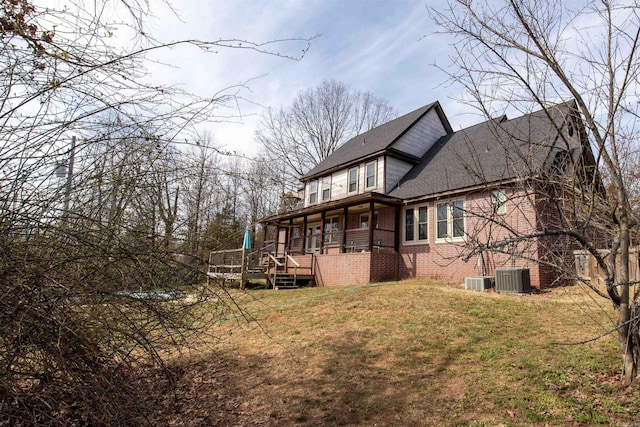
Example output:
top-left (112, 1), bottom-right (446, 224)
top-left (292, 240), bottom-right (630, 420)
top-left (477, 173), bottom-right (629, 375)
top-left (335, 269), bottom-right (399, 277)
top-left (342, 206), bottom-right (348, 253)
top-left (320, 210), bottom-right (326, 254)
top-left (283, 223), bottom-right (289, 255)
top-left (287, 218), bottom-right (293, 253)
top-left (274, 221), bottom-right (280, 256)
top-left (368, 201), bottom-right (375, 252)
top-left (302, 215), bottom-right (308, 255)
top-left (262, 223), bottom-right (267, 249)
top-left (394, 205), bottom-right (401, 252)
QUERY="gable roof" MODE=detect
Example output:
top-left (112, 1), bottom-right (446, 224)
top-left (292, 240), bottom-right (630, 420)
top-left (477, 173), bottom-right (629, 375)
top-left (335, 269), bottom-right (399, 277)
top-left (302, 102), bottom-right (451, 180)
top-left (389, 101), bottom-right (577, 200)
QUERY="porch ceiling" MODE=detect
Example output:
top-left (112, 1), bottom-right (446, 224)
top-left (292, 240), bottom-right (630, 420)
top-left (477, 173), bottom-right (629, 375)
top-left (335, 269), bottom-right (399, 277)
top-left (262, 192), bottom-right (401, 224)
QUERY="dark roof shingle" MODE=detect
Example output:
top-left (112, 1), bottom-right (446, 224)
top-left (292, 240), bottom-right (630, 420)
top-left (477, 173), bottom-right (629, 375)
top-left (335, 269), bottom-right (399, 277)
top-left (389, 102), bottom-right (575, 199)
top-left (302, 102), bottom-right (440, 180)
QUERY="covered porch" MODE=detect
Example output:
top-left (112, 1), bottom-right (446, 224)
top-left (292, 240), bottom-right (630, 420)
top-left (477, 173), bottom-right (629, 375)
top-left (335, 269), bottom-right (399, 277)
top-left (264, 193), bottom-right (401, 256)
top-left (260, 193), bottom-right (402, 286)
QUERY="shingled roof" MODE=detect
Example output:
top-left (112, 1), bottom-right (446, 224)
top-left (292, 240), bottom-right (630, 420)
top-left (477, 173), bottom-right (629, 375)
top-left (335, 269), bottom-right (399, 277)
top-left (388, 101), bottom-right (577, 200)
top-left (302, 102), bottom-right (448, 180)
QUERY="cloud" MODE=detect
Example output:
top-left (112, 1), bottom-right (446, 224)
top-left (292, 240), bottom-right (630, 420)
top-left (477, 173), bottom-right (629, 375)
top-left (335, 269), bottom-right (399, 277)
top-left (133, 0), bottom-right (477, 155)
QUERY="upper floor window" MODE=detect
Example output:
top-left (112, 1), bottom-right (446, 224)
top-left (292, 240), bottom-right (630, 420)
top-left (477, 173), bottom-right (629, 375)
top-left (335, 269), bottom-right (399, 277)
top-left (404, 205), bottom-right (428, 243)
top-left (365, 161), bottom-right (377, 189)
top-left (309, 181), bottom-right (318, 204)
top-left (550, 149), bottom-right (572, 174)
top-left (491, 190), bottom-right (507, 215)
top-left (322, 176), bottom-right (331, 201)
top-left (436, 199), bottom-right (464, 241)
top-left (348, 167), bottom-right (358, 193)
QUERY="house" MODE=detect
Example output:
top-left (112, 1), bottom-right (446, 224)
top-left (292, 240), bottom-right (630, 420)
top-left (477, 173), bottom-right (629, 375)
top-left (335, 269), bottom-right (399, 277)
top-left (259, 100), bottom-right (596, 288)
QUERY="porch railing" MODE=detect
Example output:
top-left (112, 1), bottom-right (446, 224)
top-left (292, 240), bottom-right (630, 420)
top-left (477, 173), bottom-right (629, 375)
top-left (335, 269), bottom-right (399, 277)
top-left (207, 248), bottom-right (247, 286)
top-left (344, 227), bottom-right (395, 252)
top-left (288, 227), bottom-right (396, 254)
top-left (286, 254), bottom-right (299, 284)
top-left (266, 253), bottom-right (283, 288)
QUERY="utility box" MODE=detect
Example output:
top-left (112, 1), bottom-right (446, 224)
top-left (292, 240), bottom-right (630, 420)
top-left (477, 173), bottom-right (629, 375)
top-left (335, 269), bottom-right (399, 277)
top-left (464, 276), bottom-right (493, 291)
top-left (495, 268), bottom-right (531, 293)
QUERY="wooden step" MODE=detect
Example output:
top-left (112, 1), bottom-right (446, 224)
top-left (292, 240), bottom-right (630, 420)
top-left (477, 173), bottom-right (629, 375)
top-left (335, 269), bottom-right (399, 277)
top-left (271, 274), bottom-right (298, 290)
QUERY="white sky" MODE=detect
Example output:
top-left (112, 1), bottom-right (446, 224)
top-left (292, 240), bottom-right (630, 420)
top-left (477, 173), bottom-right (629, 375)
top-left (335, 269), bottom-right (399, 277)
top-left (142, 0), bottom-right (482, 156)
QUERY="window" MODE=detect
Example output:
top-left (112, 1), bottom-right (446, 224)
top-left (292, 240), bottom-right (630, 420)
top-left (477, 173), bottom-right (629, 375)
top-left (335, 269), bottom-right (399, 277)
top-left (306, 224), bottom-right (321, 252)
top-left (436, 203), bottom-right (447, 239)
top-left (324, 217), bottom-right (340, 243)
top-left (418, 206), bottom-right (428, 240)
top-left (291, 226), bottom-right (301, 248)
top-left (348, 167), bottom-right (358, 193)
top-left (405, 208), bottom-right (415, 241)
top-left (321, 176), bottom-right (331, 201)
top-left (404, 205), bottom-right (428, 243)
top-left (550, 149), bottom-right (572, 174)
top-left (365, 161), bottom-right (376, 189)
top-left (359, 212), bottom-right (378, 229)
top-left (309, 181), bottom-right (318, 204)
top-left (452, 200), bottom-right (464, 238)
top-left (361, 214), bottom-right (369, 229)
top-left (436, 199), bottom-right (465, 240)
top-left (491, 190), bottom-right (507, 215)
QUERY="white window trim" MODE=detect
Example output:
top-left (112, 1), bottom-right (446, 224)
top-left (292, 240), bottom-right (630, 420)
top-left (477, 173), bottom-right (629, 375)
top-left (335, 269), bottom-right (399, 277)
top-left (308, 180), bottom-right (318, 205)
top-left (322, 176), bottom-right (331, 201)
top-left (360, 213), bottom-right (368, 229)
top-left (348, 167), bottom-right (359, 194)
top-left (435, 199), bottom-right (465, 243)
top-left (403, 204), bottom-right (429, 245)
top-left (365, 160), bottom-right (377, 190)
top-left (291, 226), bottom-right (301, 248)
top-left (324, 216), bottom-right (340, 243)
top-left (491, 190), bottom-right (507, 215)
top-left (305, 223), bottom-right (321, 252)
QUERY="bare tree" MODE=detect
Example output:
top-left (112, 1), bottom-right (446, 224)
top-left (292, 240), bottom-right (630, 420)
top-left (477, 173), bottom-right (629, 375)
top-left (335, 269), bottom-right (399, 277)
top-left (241, 157), bottom-right (283, 247)
top-left (0, 0), bottom-right (312, 424)
top-left (182, 133), bottom-right (222, 259)
top-left (256, 80), bottom-right (396, 189)
top-left (432, 0), bottom-right (640, 385)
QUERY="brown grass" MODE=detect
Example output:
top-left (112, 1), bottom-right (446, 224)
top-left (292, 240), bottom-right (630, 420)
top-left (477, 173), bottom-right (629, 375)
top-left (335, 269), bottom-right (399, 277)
top-left (150, 279), bottom-right (639, 426)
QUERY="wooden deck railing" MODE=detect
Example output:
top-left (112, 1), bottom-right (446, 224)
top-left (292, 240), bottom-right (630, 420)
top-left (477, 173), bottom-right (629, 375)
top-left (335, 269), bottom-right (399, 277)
top-left (207, 248), bottom-right (244, 282)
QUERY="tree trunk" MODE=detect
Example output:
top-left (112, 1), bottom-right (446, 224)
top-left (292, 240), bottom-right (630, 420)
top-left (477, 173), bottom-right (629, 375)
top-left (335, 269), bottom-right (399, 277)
top-left (618, 217), bottom-right (637, 385)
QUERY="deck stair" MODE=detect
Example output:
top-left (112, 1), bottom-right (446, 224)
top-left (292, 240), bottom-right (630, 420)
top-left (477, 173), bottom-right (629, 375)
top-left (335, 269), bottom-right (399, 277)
top-left (208, 247), bottom-right (314, 289)
top-left (265, 253), bottom-right (314, 289)
top-left (270, 273), bottom-right (299, 290)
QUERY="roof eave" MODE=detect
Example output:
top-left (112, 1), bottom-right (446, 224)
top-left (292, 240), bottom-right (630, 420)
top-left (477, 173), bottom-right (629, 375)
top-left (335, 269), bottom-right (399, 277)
top-left (301, 101), bottom-right (445, 181)
top-left (260, 192), bottom-right (402, 223)
top-left (301, 149), bottom-right (388, 182)
top-left (399, 177), bottom-right (525, 204)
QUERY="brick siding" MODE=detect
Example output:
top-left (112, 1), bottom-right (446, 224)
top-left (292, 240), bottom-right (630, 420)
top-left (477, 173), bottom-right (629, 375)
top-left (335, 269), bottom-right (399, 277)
top-left (286, 189), bottom-right (570, 288)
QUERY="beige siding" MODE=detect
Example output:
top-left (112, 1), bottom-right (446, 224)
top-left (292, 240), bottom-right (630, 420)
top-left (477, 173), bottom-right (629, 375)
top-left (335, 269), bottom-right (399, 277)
top-left (385, 156), bottom-right (413, 193)
top-left (331, 169), bottom-right (348, 200)
top-left (391, 108), bottom-right (447, 158)
top-left (303, 156), bottom-right (385, 207)
top-left (357, 157), bottom-right (383, 193)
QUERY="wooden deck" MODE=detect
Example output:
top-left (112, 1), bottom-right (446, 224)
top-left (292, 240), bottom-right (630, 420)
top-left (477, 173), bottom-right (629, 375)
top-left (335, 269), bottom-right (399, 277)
top-left (207, 248), bottom-right (315, 289)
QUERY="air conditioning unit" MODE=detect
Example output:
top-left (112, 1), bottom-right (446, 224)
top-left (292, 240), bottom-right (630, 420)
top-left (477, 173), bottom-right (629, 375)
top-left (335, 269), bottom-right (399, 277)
top-left (495, 268), bottom-right (531, 293)
top-left (464, 276), bottom-right (493, 291)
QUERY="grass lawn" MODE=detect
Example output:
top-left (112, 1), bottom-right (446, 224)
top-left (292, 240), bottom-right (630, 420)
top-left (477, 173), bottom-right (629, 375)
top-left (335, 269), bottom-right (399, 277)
top-left (153, 279), bottom-right (640, 426)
